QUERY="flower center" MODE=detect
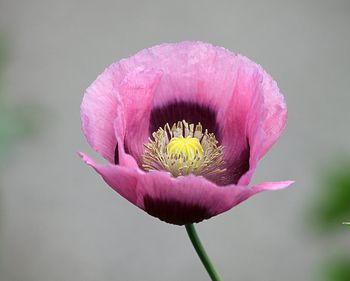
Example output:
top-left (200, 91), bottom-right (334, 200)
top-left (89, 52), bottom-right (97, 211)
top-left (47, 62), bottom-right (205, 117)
top-left (167, 136), bottom-right (204, 163)
top-left (142, 120), bottom-right (226, 179)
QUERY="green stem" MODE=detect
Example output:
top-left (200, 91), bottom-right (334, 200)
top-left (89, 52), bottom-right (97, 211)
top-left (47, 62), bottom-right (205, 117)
top-left (185, 224), bottom-right (222, 281)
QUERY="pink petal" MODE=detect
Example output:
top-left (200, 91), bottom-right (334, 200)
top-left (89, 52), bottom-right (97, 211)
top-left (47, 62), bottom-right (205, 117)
top-left (81, 42), bottom-right (241, 126)
top-left (79, 152), bottom-right (140, 205)
top-left (249, 181), bottom-right (295, 194)
top-left (139, 177), bottom-right (293, 225)
top-left (80, 152), bottom-right (293, 225)
top-left (81, 63), bottom-right (162, 166)
top-left (80, 63), bottom-right (127, 162)
top-left (122, 42), bottom-right (240, 111)
top-left (238, 64), bottom-right (287, 185)
top-left (117, 67), bottom-right (162, 164)
top-left (214, 55), bottom-right (288, 186)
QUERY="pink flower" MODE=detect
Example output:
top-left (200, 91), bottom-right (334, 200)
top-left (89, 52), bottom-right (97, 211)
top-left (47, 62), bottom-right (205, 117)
top-left (80, 41), bottom-right (293, 225)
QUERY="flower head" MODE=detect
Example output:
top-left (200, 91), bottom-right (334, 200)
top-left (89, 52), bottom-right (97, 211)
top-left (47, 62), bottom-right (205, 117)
top-left (80, 41), bottom-right (293, 225)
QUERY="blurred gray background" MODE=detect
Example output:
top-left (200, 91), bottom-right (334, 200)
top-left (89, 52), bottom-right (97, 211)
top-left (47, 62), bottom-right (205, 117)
top-left (0, 0), bottom-right (349, 280)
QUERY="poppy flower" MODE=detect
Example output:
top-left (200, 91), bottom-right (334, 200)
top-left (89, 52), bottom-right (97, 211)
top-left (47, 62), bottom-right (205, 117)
top-left (80, 41), bottom-right (293, 225)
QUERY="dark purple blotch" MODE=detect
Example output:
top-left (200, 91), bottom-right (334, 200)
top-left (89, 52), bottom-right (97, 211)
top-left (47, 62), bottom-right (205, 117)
top-left (143, 195), bottom-right (211, 225)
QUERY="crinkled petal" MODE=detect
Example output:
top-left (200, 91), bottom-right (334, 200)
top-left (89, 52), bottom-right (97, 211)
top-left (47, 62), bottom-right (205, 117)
top-left (117, 67), bottom-right (162, 163)
top-left (81, 63), bottom-right (127, 162)
top-left (238, 64), bottom-right (288, 186)
top-left (214, 55), bottom-right (288, 186)
top-left (80, 152), bottom-right (293, 225)
top-left (81, 62), bottom-right (162, 166)
top-left (130, 42), bottom-right (239, 110)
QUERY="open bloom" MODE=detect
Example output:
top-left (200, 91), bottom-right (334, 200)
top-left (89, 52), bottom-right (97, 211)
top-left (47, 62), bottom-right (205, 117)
top-left (80, 41), bottom-right (293, 225)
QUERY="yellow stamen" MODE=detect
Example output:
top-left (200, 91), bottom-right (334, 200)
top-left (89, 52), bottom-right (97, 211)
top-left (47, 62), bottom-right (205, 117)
top-left (142, 120), bottom-right (226, 179)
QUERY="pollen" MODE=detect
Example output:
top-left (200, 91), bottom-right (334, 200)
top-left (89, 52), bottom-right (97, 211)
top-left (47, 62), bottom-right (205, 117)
top-left (142, 120), bottom-right (226, 179)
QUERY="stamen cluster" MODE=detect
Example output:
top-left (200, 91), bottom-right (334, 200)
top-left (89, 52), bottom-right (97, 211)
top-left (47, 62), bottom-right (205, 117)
top-left (142, 120), bottom-right (226, 179)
